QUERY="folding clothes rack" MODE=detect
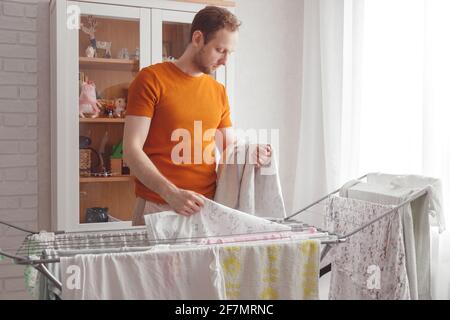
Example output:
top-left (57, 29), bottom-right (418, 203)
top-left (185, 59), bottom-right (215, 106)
top-left (0, 173), bottom-right (429, 298)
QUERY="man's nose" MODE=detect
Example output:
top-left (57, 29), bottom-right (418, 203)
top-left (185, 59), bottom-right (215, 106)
top-left (219, 53), bottom-right (229, 66)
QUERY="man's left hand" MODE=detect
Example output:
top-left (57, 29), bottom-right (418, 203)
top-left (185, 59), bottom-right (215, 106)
top-left (251, 144), bottom-right (272, 168)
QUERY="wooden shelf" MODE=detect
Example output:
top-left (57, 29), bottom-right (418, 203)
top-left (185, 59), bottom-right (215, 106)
top-left (79, 57), bottom-right (139, 71)
top-left (80, 117), bottom-right (125, 123)
top-left (80, 175), bottom-right (134, 183)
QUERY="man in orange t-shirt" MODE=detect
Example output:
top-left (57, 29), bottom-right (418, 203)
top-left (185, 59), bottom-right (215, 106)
top-left (124, 6), bottom-right (272, 225)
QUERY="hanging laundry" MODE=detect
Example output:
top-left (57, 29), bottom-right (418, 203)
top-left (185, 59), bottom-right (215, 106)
top-left (326, 196), bottom-right (410, 300)
top-left (214, 141), bottom-right (287, 219)
top-left (60, 246), bottom-right (224, 300)
top-left (341, 180), bottom-right (432, 299)
top-left (218, 239), bottom-right (320, 300)
top-left (144, 197), bottom-right (291, 243)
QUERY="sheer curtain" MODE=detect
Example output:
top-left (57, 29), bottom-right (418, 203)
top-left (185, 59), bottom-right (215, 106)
top-left (359, 0), bottom-right (450, 300)
top-left (293, 0), bottom-right (346, 214)
top-left (295, 0), bottom-right (450, 299)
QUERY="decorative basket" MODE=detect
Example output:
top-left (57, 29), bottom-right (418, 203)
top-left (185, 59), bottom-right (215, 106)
top-left (79, 149), bottom-right (92, 176)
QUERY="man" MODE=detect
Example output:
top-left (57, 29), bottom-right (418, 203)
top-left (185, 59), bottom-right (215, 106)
top-left (124, 6), bottom-right (272, 226)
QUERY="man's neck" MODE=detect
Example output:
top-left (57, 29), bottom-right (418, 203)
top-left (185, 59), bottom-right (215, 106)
top-left (173, 53), bottom-right (204, 78)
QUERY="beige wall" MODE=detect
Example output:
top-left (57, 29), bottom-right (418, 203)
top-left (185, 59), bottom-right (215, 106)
top-left (234, 0), bottom-right (304, 214)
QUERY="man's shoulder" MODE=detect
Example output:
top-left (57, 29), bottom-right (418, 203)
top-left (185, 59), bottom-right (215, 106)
top-left (204, 74), bottom-right (225, 91)
top-left (134, 63), bottom-right (172, 86)
top-left (140, 62), bottom-right (169, 76)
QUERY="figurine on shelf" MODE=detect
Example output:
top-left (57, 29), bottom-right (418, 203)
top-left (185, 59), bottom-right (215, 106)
top-left (96, 41), bottom-right (112, 59)
top-left (117, 48), bottom-right (129, 60)
top-left (79, 81), bottom-right (101, 118)
top-left (114, 98), bottom-right (126, 118)
top-left (104, 100), bottom-right (115, 118)
top-left (85, 46), bottom-right (95, 58)
top-left (80, 15), bottom-right (98, 57)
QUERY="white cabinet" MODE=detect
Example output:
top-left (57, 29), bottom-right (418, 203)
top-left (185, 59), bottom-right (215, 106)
top-left (50, 0), bottom-right (236, 232)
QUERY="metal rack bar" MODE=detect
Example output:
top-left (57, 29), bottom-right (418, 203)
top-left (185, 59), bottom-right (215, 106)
top-left (0, 220), bottom-right (37, 235)
top-left (340, 187), bottom-right (428, 239)
top-left (34, 263), bottom-right (62, 290)
top-left (285, 174), bottom-right (368, 221)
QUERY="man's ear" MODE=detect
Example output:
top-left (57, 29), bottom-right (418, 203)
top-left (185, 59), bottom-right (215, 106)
top-left (191, 30), bottom-right (204, 48)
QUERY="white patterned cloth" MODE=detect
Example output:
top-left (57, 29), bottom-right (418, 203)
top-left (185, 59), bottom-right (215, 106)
top-left (326, 196), bottom-right (410, 300)
top-left (341, 181), bottom-right (432, 299)
top-left (218, 239), bottom-right (320, 300)
top-left (60, 238), bottom-right (320, 300)
top-left (60, 246), bottom-right (224, 300)
top-left (144, 197), bottom-right (291, 243)
top-left (214, 142), bottom-right (287, 219)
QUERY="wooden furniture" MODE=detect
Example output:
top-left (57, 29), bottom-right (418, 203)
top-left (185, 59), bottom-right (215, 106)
top-left (50, 0), bottom-right (236, 231)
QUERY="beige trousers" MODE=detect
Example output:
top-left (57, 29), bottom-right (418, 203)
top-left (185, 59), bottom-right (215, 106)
top-left (131, 197), bottom-right (172, 226)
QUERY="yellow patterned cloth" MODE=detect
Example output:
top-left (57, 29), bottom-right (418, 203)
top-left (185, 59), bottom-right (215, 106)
top-left (218, 239), bottom-right (320, 300)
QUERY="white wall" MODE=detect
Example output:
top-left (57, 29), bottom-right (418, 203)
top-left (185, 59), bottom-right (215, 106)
top-left (234, 0), bottom-right (304, 214)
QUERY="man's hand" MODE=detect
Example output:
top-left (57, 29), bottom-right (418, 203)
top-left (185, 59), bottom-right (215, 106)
top-left (250, 144), bottom-right (273, 168)
top-left (162, 187), bottom-right (205, 217)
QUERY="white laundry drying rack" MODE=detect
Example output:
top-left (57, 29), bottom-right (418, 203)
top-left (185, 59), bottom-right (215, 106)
top-left (0, 173), bottom-right (429, 295)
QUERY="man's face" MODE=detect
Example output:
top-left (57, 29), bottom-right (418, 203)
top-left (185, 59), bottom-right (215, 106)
top-left (193, 28), bottom-right (238, 74)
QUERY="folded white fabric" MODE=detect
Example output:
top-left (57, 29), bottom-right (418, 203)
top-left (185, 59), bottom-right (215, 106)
top-left (144, 197), bottom-right (291, 243)
top-left (367, 173), bottom-right (445, 233)
top-left (214, 141), bottom-right (287, 219)
top-left (61, 246), bottom-right (224, 300)
top-left (339, 179), bottom-right (363, 197)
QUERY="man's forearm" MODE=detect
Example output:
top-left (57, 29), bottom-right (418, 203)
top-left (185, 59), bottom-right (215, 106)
top-left (124, 149), bottom-right (177, 200)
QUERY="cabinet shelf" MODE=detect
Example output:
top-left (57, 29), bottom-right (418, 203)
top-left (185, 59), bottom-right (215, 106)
top-left (79, 57), bottom-right (139, 71)
top-left (80, 175), bottom-right (134, 183)
top-left (80, 118), bottom-right (125, 123)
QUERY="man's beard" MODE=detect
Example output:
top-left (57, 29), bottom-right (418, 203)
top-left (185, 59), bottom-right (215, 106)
top-left (193, 50), bottom-right (213, 74)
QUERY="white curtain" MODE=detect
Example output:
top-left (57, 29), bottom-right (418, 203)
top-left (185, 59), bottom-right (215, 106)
top-left (293, 0), bottom-right (345, 214)
top-left (295, 0), bottom-right (450, 299)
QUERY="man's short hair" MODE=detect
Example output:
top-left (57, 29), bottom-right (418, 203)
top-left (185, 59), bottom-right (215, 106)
top-left (190, 6), bottom-right (241, 44)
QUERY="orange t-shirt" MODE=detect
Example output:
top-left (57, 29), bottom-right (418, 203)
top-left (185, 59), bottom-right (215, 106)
top-left (126, 62), bottom-right (233, 204)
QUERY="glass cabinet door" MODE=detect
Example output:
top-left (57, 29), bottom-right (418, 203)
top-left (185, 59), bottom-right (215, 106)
top-left (162, 21), bottom-right (191, 62)
top-left (71, 2), bottom-right (150, 228)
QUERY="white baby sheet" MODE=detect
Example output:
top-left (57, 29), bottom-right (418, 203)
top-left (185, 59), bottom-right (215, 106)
top-left (60, 246), bottom-right (224, 300)
top-left (144, 197), bottom-right (291, 243)
top-left (218, 239), bottom-right (321, 300)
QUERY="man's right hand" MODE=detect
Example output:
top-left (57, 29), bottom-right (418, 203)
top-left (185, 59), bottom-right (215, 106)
top-left (162, 187), bottom-right (205, 217)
